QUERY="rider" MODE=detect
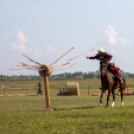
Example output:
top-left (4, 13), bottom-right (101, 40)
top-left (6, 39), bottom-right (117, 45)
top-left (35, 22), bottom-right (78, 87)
top-left (86, 47), bottom-right (121, 83)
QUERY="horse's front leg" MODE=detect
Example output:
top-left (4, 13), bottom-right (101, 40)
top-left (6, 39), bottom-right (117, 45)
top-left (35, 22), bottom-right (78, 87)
top-left (106, 89), bottom-right (111, 108)
top-left (99, 88), bottom-right (106, 106)
top-left (111, 89), bottom-right (115, 107)
top-left (99, 92), bottom-right (103, 106)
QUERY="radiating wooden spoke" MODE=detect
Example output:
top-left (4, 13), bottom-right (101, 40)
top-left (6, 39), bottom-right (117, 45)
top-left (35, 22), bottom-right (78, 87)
top-left (18, 63), bottom-right (39, 68)
top-left (68, 49), bottom-right (94, 62)
top-left (52, 63), bottom-right (76, 71)
top-left (50, 47), bottom-right (74, 66)
top-left (10, 67), bottom-right (30, 70)
top-left (21, 53), bottom-right (42, 65)
top-left (51, 63), bottom-right (70, 69)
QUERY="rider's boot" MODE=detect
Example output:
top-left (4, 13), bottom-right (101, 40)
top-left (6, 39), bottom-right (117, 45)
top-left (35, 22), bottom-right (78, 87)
top-left (115, 75), bottom-right (121, 83)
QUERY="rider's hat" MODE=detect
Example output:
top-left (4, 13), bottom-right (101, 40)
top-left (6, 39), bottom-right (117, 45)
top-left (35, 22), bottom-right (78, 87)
top-left (97, 47), bottom-right (105, 52)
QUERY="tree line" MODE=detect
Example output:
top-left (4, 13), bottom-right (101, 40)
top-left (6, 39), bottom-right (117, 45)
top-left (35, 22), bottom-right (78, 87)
top-left (51, 70), bottom-right (133, 78)
top-left (0, 70), bottom-right (134, 80)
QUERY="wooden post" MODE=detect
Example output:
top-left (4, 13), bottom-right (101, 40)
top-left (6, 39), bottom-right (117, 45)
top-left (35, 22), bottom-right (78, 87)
top-left (4, 87), bottom-right (5, 96)
top-left (44, 76), bottom-right (50, 107)
top-left (36, 84), bottom-right (38, 96)
top-left (88, 85), bottom-right (89, 96)
top-left (2, 84), bottom-right (5, 96)
top-left (41, 76), bottom-right (55, 111)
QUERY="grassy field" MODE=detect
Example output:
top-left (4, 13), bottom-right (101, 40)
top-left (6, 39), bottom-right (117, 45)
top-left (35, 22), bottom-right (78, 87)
top-left (0, 78), bottom-right (134, 134)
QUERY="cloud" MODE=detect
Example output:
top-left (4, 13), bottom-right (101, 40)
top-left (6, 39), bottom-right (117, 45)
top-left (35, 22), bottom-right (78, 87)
top-left (10, 31), bottom-right (29, 52)
top-left (105, 25), bottom-right (132, 46)
top-left (46, 44), bottom-right (59, 52)
top-left (105, 25), bottom-right (118, 45)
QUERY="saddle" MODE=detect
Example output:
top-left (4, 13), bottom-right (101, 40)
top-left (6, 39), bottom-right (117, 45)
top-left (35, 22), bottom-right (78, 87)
top-left (108, 68), bottom-right (124, 84)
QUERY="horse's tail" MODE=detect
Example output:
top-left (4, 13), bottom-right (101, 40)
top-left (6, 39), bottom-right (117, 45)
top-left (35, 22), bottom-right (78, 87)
top-left (122, 76), bottom-right (126, 90)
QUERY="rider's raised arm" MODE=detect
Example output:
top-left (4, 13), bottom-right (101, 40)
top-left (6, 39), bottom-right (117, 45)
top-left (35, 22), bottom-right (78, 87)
top-left (87, 56), bottom-right (96, 59)
top-left (87, 53), bottom-right (101, 60)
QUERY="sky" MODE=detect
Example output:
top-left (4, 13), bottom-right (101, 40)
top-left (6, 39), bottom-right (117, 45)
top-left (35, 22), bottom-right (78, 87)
top-left (0, 0), bottom-right (134, 76)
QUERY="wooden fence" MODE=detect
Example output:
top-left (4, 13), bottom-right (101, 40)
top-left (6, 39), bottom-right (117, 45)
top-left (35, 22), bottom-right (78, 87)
top-left (0, 84), bottom-right (38, 96)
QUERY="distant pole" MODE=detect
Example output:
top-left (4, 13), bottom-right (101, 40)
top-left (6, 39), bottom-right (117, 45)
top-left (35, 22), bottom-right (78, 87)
top-left (4, 87), bottom-right (5, 96)
top-left (88, 85), bottom-right (89, 96)
top-left (36, 84), bottom-right (38, 96)
top-left (2, 84), bottom-right (5, 96)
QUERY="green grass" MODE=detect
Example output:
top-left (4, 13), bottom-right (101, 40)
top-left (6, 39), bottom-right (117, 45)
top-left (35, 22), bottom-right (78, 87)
top-left (0, 78), bottom-right (134, 134)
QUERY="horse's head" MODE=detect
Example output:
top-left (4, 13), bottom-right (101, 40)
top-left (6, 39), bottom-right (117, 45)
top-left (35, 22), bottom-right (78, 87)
top-left (100, 62), bottom-right (108, 76)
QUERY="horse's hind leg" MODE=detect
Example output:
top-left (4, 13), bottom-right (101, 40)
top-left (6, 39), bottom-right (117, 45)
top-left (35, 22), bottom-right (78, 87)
top-left (120, 87), bottom-right (124, 106)
top-left (106, 89), bottom-right (111, 108)
top-left (121, 77), bottom-right (125, 106)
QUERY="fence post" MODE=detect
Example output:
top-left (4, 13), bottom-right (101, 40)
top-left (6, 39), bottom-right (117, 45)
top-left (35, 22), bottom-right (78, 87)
top-left (36, 84), bottom-right (38, 96)
top-left (88, 85), bottom-right (89, 96)
top-left (2, 84), bottom-right (5, 96)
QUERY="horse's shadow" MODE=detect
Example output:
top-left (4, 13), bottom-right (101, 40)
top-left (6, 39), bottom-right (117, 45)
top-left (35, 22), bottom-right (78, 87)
top-left (54, 106), bottom-right (95, 111)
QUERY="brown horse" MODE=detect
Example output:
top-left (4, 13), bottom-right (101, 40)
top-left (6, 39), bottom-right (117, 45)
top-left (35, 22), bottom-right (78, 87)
top-left (99, 60), bottom-right (126, 108)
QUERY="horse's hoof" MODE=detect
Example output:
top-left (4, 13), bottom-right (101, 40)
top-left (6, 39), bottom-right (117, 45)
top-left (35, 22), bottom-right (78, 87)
top-left (105, 105), bottom-right (108, 108)
top-left (121, 101), bottom-right (124, 106)
top-left (111, 105), bottom-right (114, 107)
top-left (99, 103), bottom-right (102, 106)
top-left (111, 102), bottom-right (114, 107)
